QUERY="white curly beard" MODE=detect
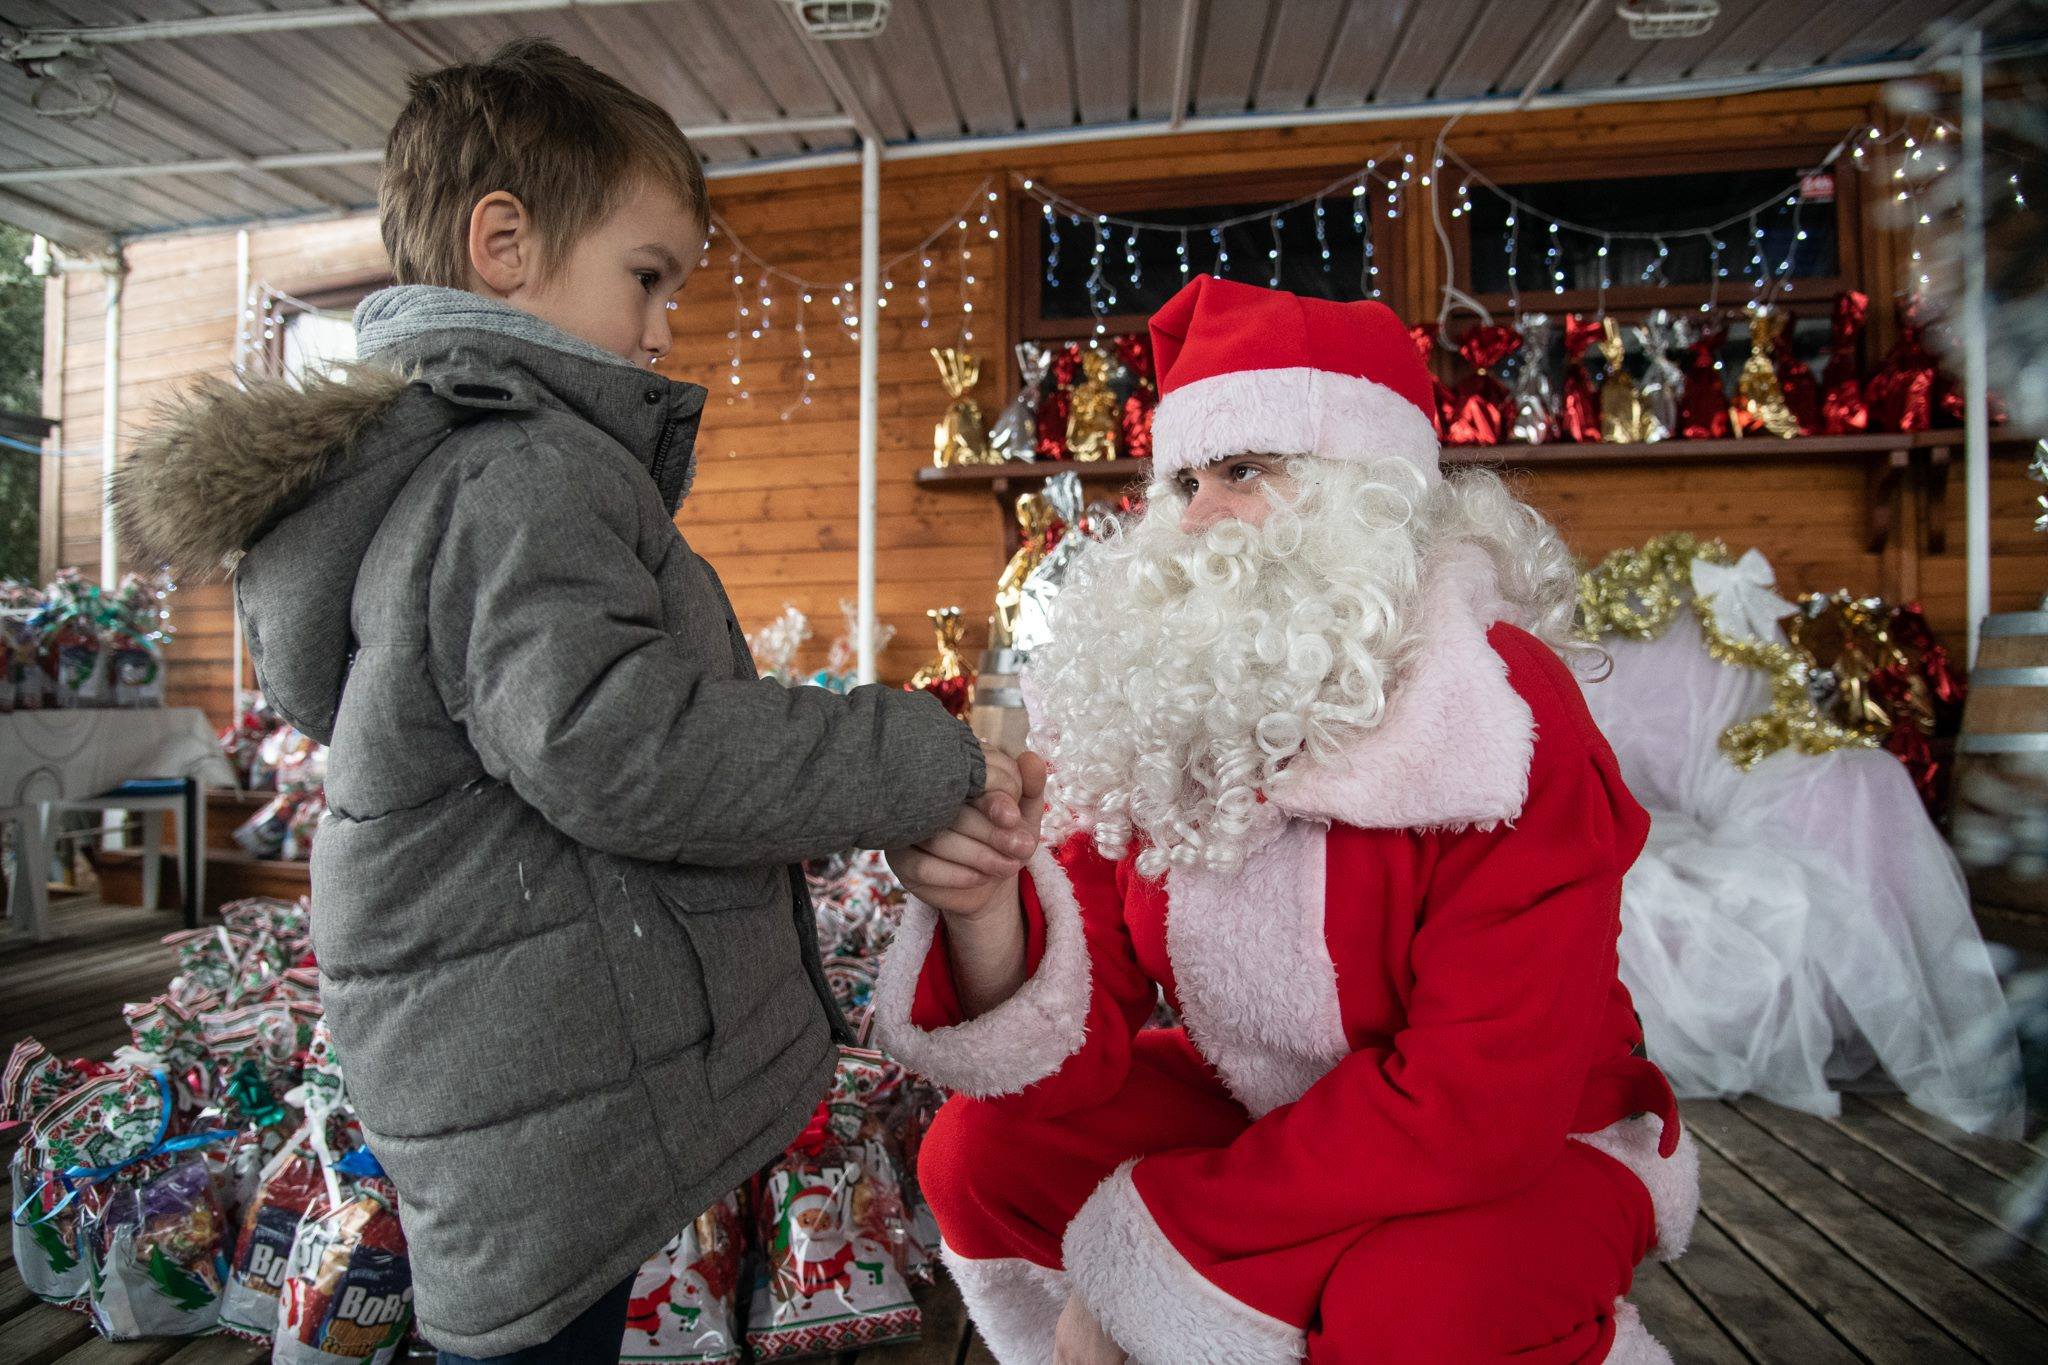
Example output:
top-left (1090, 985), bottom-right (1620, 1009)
top-left (1027, 457), bottom-right (1583, 880)
top-left (1028, 458), bottom-right (1430, 879)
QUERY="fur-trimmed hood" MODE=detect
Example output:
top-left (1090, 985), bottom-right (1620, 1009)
top-left (112, 365), bottom-right (413, 583)
top-left (111, 289), bottom-right (706, 741)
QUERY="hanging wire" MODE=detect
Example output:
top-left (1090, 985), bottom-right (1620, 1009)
top-left (1018, 162), bottom-right (1400, 238)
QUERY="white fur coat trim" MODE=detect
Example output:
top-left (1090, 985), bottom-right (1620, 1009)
top-left (1606, 1299), bottom-right (1675, 1364)
top-left (1571, 1113), bottom-right (1701, 1261)
top-left (940, 1247), bottom-right (1069, 1365)
top-left (1151, 365), bottom-right (1442, 484)
top-left (873, 848), bottom-right (1091, 1098)
top-left (1167, 821), bottom-right (1347, 1117)
top-left (1063, 1161), bottom-right (1305, 1365)
top-left (1270, 544), bottom-right (1534, 831)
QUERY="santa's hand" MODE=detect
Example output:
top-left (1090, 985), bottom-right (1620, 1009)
top-left (1054, 1294), bottom-right (1127, 1365)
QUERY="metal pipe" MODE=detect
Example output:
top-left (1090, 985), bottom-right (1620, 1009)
top-left (7, 0), bottom-right (662, 47)
top-left (1168, 0), bottom-right (1202, 130)
top-left (0, 117), bottom-right (859, 187)
top-left (855, 135), bottom-right (881, 686)
top-left (1962, 28), bottom-right (1991, 664)
top-left (99, 253), bottom-right (125, 587)
top-left (231, 228), bottom-right (250, 713)
top-left (768, 53), bottom-right (1995, 171)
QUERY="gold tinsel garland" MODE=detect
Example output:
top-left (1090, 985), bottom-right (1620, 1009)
top-left (1575, 533), bottom-right (1879, 770)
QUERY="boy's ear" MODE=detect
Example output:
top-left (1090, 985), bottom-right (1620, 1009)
top-left (467, 191), bottom-right (534, 297)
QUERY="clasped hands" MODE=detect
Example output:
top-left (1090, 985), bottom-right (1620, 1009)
top-left (888, 740), bottom-right (1049, 918)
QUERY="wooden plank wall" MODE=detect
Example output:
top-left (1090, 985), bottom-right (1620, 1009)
top-left (43, 216), bottom-right (389, 719)
top-left (40, 81), bottom-right (2048, 727)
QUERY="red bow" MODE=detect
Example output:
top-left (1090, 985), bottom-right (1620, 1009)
top-left (1868, 298), bottom-right (1965, 433)
top-left (1035, 342), bottom-right (1084, 460)
top-left (1561, 315), bottom-right (1604, 444)
top-left (1408, 324), bottom-right (1453, 438)
top-left (1773, 332), bottom-right (1819, 436)
top-left (1446, 325), bottom-right (1521, 446)
top-left (1679, 325), bottom-right (1732, 439)
top-left (1820, 291), bottom-right (1869, 434)
top-left (1117, 333), bottom-right (1157, 461)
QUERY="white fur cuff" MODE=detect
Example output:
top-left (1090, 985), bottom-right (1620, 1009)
top-left (941, 1247), bottom-right (1069, 1365)
top-left (1062, 1162), bottom-right (1304, 1365)
top-left (1571, 1113), bottom-right (1701, 1261)
top-left (872, 849), bottom-right (1092, 1099)
top-left (1606, 1298), bottom-right (1675, 1364)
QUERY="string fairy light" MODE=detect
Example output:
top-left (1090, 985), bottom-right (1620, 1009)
top-left (1433, 117), bottom-right (1980, 320)
top-left (704, 177), bottom-right (999, 402)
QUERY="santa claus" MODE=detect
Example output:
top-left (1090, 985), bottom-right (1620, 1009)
top-left (772, 1177), bottom-right (860, 1304)
top-left (875, 276), bottom-right (1699, 1365)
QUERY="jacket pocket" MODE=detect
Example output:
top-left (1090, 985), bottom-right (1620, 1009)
top-left (324, 918), bottom-right (635, 1139)
top-left (657, 868), bottom-right (817, 1099)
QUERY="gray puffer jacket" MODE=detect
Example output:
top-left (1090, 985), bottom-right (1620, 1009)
top-left (113, 288), bottom-right (984, 1355)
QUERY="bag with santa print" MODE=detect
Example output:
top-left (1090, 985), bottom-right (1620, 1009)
top-left (743, 1048), bottom-right (921, 1360)
top-left (619, 1192), bottom-right (746, 1364)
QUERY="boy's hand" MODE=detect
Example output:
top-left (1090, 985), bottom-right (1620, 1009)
top-left (891, 749), bottom-right (1048, 917)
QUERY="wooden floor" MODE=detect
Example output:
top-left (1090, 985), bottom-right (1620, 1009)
top-left (4, 899), bottom-right (2046, 1363)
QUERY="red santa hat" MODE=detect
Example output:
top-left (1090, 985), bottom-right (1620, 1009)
top-left (1148, 274), bottom-right (1441, 486)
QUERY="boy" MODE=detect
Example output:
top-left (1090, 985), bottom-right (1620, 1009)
top-left (114, 39), bottom-right (1033, 1363)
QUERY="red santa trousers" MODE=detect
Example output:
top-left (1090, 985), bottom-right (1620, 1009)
top-left (921, 1026), bottom-right (1661, 1364)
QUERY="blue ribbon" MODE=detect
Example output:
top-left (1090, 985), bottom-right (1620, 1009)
top-left (333, 1147), bottom-right (385, 1180)
top-left (12, 1072), bottom-right (238, 1230)
top-left (53, 1072), bottom-right (236, 1187)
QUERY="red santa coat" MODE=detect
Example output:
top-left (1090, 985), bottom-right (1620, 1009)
top-left (874, 550), bottom-right (1699, 1364)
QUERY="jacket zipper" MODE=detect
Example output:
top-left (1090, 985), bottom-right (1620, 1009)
top-left (648, 416), bottom-right (677, 496)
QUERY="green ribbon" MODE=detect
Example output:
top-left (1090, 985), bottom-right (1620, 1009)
top-left (225, 1060), bottom-right (287, 1129)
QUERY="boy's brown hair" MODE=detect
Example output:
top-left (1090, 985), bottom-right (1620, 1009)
top-left (380, 38), bottom-right (708, 288)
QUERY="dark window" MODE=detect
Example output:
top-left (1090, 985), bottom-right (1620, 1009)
top-left (1033, 194), bottom-right (1390, 324)
top-left (1464, 168), bottom-right (1840, 299)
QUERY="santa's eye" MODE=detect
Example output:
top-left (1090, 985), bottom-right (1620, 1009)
top-left (1230, 462), bottom-right (1265, 483)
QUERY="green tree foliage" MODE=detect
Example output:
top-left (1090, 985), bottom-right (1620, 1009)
top-left (0, 223), bottom-right (46, 582)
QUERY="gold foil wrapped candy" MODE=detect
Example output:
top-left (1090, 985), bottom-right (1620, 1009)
top-left (906, 607), bottom-right (975, 717)
top-left (992, 492), bottom-right (1059, 650)
top-left (1065, 347), bottom-right (1121, 463)
top-left (1598, 317), bottom-right (1655, 444)
top-left (931, 348), bottom-right (989, 467)
top-left (1736, 308), bottom-right (1801, 439)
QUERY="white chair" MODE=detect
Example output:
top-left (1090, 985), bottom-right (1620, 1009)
top-left (2, 802), bottom-right (53, 943)
top-left (55, 778), bottom-right (206, 924)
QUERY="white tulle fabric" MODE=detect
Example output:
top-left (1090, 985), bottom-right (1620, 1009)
top-left (1583, 612), bottom-right (2023, 1136)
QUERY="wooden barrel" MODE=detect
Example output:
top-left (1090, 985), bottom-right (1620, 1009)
top-left (969, 647), bottom-right (1033, 756)
top-left (1952, 611), bottom-right (2048, 947)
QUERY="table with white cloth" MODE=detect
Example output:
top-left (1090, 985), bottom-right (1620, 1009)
top-left (1, 707), bottom-right (235, 942)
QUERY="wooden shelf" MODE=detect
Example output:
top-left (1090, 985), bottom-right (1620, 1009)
top-left (913, 432), bottom-right (2021, 487)
top-left (916, 457), bottom-right (1151, 486)
top-left (914, 431), bottom-right (2039, 558)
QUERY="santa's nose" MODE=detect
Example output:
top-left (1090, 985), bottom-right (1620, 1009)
top-left (1181, 485), bottom-right (1258, 534)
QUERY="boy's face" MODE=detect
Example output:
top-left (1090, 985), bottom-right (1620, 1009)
top-left (466, 180), bottom-right (703, 366)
